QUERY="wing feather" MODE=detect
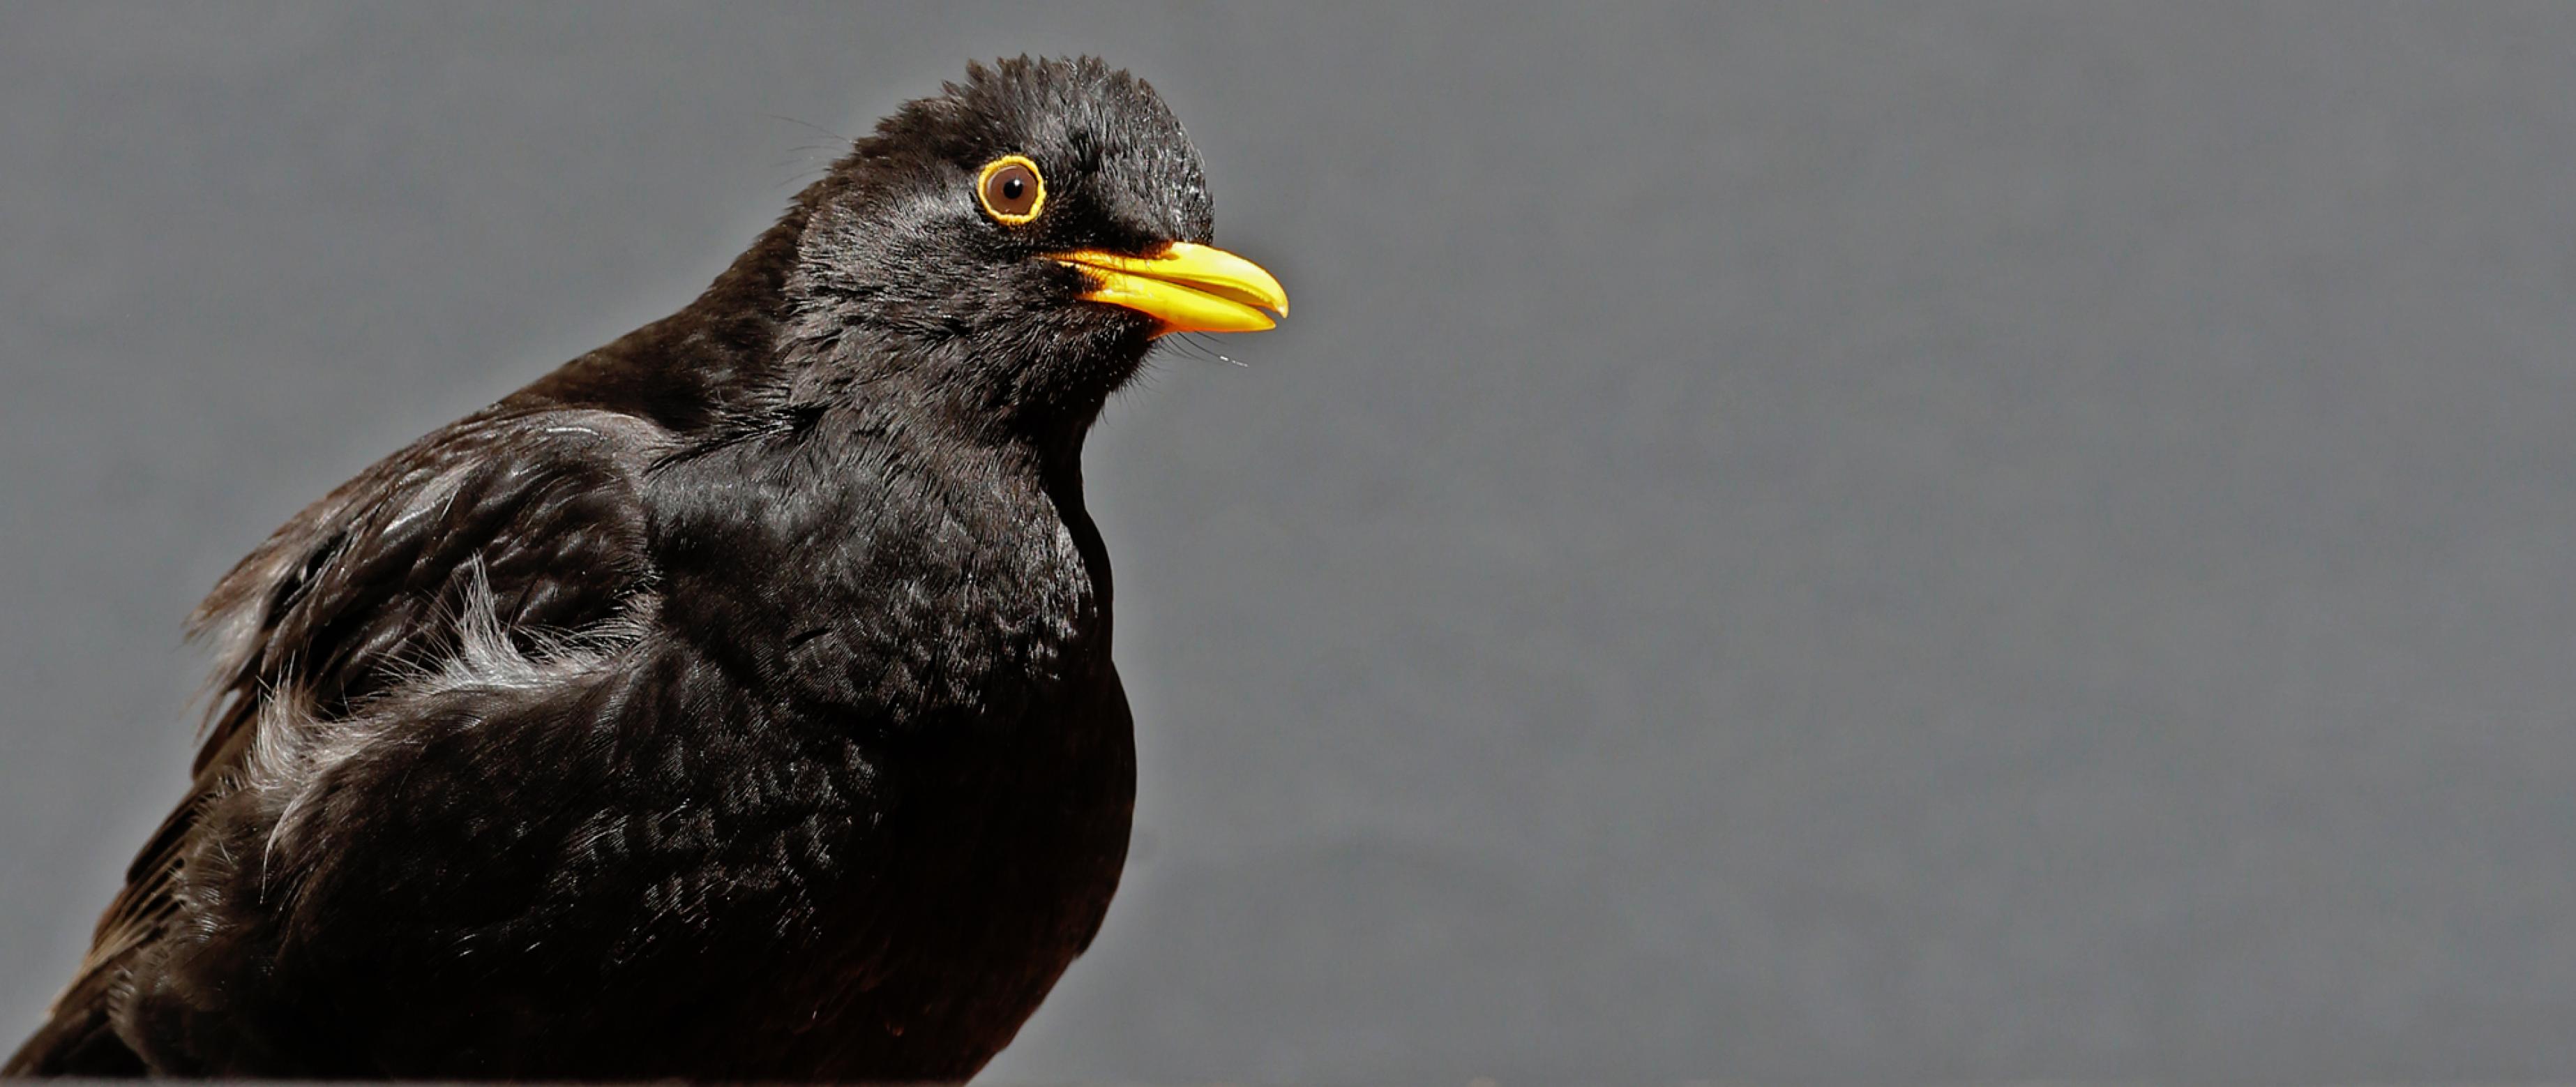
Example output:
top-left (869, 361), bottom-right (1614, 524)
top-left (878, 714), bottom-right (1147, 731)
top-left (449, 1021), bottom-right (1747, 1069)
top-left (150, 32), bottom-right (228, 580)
top-left (44, 405), bottom-right (669, 1033)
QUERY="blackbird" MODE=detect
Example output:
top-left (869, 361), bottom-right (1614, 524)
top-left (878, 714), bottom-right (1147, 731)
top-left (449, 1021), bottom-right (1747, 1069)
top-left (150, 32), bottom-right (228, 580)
top-left (5, 56), bottom-right (1285, 1081)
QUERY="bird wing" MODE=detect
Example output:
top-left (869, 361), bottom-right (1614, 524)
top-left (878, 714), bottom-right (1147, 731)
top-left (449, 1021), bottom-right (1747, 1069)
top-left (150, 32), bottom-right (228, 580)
top-left (63, 404), bottom-right (671, 1021)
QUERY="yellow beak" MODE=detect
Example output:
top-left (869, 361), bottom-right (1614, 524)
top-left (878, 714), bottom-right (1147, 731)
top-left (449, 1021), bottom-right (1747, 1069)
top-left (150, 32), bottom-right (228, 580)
top-left (1053, 241), bottom-right (1289, 334)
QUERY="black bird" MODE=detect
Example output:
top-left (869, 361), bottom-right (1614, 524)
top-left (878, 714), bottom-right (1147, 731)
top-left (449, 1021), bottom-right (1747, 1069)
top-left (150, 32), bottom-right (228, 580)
top-left (6, 56), bottom-right (1286, 1081)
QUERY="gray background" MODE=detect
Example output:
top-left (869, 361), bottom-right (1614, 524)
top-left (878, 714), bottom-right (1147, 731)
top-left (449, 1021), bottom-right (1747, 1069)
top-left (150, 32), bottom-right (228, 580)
top-left (5, 2), bottom-right (2576, 1081)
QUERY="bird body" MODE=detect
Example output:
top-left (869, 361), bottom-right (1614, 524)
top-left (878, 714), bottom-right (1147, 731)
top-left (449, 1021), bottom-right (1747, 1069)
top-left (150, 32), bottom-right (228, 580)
top-left (7, 57), bottom-right (1283, 1080)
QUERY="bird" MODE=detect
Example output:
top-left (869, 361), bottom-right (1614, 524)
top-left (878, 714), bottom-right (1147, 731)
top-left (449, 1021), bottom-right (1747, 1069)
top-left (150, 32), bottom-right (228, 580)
top-left (4, 55), bottom-right (1286, 1081)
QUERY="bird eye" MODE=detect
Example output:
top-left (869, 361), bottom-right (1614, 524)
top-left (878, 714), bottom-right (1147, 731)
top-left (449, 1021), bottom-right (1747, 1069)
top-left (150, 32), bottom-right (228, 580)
top-left (977, 156), bottom-right (1046, 224)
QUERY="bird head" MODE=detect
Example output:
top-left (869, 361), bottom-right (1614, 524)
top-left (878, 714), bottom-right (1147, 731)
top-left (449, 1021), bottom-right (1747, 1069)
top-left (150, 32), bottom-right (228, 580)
top-left (778, 57), bottom-right (1287, 434)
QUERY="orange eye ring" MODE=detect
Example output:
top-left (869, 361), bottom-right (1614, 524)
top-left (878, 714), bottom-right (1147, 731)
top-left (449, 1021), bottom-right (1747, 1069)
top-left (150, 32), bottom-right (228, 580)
top-left (976, 155), bottom-right (1046, 224)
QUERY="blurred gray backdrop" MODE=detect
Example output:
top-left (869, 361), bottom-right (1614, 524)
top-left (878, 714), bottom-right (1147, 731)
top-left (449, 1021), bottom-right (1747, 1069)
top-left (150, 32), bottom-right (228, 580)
top-left (8, 3), bottom-right (2576, 1081)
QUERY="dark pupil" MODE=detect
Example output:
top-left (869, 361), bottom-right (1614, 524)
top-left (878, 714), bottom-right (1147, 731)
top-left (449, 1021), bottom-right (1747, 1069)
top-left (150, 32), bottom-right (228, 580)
top-left (1001, 176), bottom-right (1025, 200)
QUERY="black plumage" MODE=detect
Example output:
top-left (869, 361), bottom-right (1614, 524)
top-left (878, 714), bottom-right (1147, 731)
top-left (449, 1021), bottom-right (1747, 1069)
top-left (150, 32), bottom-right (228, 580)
top-left (6, 56), bottom-right (1284, 1081)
